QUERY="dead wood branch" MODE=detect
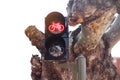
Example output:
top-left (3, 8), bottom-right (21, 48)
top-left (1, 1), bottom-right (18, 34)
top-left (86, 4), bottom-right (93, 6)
top-left (25, 25), bottom-right (45, 55)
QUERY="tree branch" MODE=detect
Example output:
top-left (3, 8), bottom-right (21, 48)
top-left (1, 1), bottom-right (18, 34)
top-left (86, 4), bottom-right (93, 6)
top-left (25, 25), bottom-right (45, 55)
top-left (74, 7), bottom-right (116, 53)
top-left (25, 25), bottom-right (76, 79)
top-left (41, 61), bottom-right (62, 80)
top-left (31, 55), bottom-right (42, 80)
top-left (24, 0), bottom-right (120, 80)
top-left (104, 14), bottom-right (120, 49)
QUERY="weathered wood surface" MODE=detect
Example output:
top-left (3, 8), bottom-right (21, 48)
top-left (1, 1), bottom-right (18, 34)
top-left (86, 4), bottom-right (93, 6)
top-left (25, 0), bottom-right (120, 80)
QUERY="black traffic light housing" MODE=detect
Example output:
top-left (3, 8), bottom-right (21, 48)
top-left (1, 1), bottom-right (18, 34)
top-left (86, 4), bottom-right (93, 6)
top-left (45, 11), bottom-right (69, 60)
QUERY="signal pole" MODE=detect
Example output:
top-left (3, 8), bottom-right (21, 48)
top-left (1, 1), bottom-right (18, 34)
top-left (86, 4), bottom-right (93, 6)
top-left (76, 54), bottom-right (86, 80)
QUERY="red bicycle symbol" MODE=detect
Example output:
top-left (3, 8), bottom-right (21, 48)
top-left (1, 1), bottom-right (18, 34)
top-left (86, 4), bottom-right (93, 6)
top-left (48, 22), bottom-right (65, 34)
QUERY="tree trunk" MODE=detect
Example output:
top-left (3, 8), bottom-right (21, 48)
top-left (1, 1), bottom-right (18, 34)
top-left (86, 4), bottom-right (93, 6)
top-left (25, 0), bottom-right (120, 80)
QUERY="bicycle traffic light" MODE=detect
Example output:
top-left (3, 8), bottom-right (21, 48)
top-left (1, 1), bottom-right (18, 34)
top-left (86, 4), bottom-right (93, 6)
top-left (45, 11), bottom-right (69, 60)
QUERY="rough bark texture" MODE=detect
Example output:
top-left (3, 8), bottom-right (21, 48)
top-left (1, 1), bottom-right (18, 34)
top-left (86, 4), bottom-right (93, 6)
top-left (31, 55), bottom-right (42, 80)
top-left (25, 0), bottom-right (120, 80)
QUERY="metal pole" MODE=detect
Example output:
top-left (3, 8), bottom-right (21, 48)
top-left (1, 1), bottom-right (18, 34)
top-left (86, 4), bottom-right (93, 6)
top-left (76, 54), bottom-right (86, 80)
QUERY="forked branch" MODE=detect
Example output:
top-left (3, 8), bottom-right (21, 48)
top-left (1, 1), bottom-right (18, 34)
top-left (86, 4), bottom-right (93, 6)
top-left (74, 7), bottom-right (116, 53)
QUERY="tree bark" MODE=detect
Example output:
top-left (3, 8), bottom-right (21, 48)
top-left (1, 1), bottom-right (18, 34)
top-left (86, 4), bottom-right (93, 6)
top-left (25, 0), bottom-right (120, 80)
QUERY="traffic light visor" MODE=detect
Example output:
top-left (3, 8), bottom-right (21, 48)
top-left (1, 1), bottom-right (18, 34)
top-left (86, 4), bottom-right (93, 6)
top-left (45, 12), bottom-right (65, 35)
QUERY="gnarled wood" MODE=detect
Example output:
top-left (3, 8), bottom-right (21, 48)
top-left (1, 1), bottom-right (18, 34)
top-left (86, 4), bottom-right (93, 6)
top-left (25, 0), bottom-right (120, 80)
top-left (25, 25), bottom-right (45, 54)
top-left (31, 55), bottom-right (42, 80)
top-left (25, 26), bottom-right (75, 79)
top-left (74, 7), bottom-right (116, 52)
top-left (67, 0), bottom-right (116, 52)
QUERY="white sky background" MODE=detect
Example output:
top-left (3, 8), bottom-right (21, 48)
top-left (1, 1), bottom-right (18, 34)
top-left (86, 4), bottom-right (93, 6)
top-left (0, 0), bottom-right (119, 80)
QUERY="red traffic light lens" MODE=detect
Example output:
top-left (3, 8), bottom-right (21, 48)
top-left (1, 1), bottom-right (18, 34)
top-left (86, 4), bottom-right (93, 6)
top-left (48, 21), bottom-right (65, 34)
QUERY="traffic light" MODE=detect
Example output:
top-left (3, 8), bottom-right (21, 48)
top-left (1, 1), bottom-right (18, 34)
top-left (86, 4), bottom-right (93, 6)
top-left (45, 11), bottom-right (69, 60)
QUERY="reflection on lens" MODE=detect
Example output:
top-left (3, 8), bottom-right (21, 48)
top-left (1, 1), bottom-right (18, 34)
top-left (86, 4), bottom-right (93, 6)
top-left (49, 45), bottom-right (64, 57)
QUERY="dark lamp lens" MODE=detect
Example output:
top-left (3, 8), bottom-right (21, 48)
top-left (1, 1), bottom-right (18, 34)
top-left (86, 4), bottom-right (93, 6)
top-left (49, 45), bottom-right (64, 57)
top-left (48, 22), bottom-right (65, 34)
